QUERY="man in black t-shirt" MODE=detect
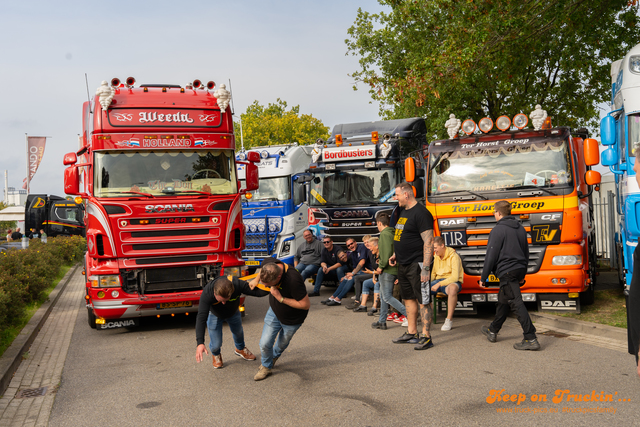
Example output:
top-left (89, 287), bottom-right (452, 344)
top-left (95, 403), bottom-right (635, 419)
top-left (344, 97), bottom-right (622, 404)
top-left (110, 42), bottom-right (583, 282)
top-left (390, 182), bottom-right (435, 350)
top-left (194, 276), bottom-right (269, 369)
top-left (251, 257), bottom-right (310, 381)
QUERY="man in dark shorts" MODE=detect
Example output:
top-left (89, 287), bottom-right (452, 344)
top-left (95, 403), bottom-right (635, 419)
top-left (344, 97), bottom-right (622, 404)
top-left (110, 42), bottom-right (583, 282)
top-left (390, 182), bottom-right (435, 350)
top-left (194, 276), bottom-right (269, 369)
top-left (251, 257), bottom-right (310, 381)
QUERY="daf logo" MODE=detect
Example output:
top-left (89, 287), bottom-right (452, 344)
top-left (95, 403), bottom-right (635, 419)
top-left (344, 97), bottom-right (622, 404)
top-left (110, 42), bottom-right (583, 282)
top-left (541, 300), bottom-right (577, 307)
top-left (439, 219), bottom-right (465, 226)
top-left (145, 204), bottom-right (195, 213)
top-left (334, 210), bottom-right (369, 218)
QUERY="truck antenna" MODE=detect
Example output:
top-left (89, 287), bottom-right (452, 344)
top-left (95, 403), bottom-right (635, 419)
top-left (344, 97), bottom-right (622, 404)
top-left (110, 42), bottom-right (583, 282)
top-left (227, 79), bottom-right (235, 115)
top-left (85, 73), bottom-right (93, 113)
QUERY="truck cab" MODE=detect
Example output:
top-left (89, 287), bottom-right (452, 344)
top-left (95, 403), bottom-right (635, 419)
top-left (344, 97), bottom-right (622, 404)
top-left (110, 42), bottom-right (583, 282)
top-left (236, 144), bottom-right (313, 269)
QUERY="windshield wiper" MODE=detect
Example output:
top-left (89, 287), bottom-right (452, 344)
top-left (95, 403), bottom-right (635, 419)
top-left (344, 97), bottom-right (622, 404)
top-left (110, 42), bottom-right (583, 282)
top-left (508, 185), bottom-right (557, 196)
top-left (437, 189), bottom-right (488, 200)
top-left (170, 190), bottom-right (212, 196)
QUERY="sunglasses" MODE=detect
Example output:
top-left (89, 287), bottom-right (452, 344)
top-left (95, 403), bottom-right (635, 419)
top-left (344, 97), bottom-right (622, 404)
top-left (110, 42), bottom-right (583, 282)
top-left (323, 241), bottom-right (331, 244)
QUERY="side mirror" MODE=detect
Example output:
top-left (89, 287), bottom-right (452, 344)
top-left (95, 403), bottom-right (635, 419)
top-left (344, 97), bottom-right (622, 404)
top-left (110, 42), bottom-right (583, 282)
top-left (63, 152), bottom-right (78, 166)
top-left (64, 166), bottom-right (79, 195)
top-left (246, 151), bottom-right (260, 163)
top-left (244, 163), bottom-right (259, 191)
top-left (405, 157), bottom-right (416, 182)
top-left (585, 170), bottom-right (601, 186)
top-left (600, 115), bottom-right (616, 146)
top-left (601, 147), bottom-right (617, 166)
top-left (583, 138), bottom-right (599, 166)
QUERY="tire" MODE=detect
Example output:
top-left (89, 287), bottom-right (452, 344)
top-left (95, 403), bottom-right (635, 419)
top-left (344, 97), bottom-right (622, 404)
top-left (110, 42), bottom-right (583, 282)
top-left (87, 307), bottom-right (97, 329)
top-left (580, 284), bottom-right (595, 306)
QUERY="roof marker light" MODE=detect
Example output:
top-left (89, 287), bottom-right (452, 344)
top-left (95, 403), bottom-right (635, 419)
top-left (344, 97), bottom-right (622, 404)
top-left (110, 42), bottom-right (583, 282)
top-left (462, 119), bottom-right (476, 135)
top-left (478, 117), bottom-right (493, 133)
top-left (513, 113), bottom-right (528, 129)
top-left (372, 131), bottom-right (379, 143)
top-left (496, 116), bottom-right (511, 131)
top-left (542, 116), bottom-right (553, 129)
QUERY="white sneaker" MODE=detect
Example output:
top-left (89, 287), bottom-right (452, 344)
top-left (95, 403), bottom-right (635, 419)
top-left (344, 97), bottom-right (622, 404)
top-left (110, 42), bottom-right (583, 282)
top-left (401, 318), bottom-right (408, 327)
top-left (441, 318), bottom-right (453, 331)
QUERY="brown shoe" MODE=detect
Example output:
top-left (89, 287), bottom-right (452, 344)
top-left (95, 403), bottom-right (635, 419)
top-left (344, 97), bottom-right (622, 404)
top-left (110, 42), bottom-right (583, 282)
top-left (212, 354), bottom-right (223, 369)
top-left (235, 347), bottom-right (256, 361)
top-left (253, 365), bottom-right (272, 381)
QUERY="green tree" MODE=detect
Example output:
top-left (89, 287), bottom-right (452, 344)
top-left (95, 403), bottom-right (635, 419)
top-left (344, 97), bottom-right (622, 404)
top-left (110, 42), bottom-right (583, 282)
top-left (0, 201), bottom-right (16, 237)
top-left (346, 0), bottom-right (640, 139)
top-left (234, 99), bottom-right (330, 149)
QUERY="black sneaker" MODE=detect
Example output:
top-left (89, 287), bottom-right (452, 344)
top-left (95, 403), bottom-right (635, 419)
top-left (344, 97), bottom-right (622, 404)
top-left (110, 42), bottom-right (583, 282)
top-left (481, 325), bottom-right (497, 343)
top-left (353, 305), bottom-right (367, 313)
top-left (392, 332), bottom-right (419, 344)
top-left (513, 338), bottom-right (540, 351)
top-left (308, 291), bottom-right (320, 297)
top-left (414, 335), bottom-right (434, 350)
top-left (344, 301), bottom-right (360, 310)
top-left (326, 300), bottom-right (341, 306)
top-left (371, 321), bottom-right (387, 330)
top-left (321, 299), bottom-right (332, 305)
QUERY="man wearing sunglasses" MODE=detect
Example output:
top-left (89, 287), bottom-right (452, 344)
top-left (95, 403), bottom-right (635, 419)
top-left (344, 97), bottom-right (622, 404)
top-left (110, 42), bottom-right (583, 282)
top-left (309, 236), bottom-right (346, 297)
top-left (322, 237), bottom-right (372, 306)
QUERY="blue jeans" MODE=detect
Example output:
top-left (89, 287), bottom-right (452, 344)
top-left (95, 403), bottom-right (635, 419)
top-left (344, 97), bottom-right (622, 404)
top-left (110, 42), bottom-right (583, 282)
top-left (332, 271), bottom-right (364, 300)
top-left (361, 278), bottom-right (379, 295)
top-left (378, 272), bottom-right (406, 323)
top-left (296, 263), bottom-right (320, 281)
top-left (259, 307), bottom-right (302, 369)
top-left (207, 310), bottom-right (245, 356)
top-left (313, 265), bottom-right (346, 293)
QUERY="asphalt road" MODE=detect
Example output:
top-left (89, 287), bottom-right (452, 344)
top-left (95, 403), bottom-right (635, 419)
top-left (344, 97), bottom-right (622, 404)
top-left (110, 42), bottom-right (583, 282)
top-left (49, 285), bottom-right (639, 427)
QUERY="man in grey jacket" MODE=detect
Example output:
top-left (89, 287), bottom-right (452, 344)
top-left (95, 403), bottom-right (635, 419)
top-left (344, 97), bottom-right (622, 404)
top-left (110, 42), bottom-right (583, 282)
top-left (294, 229), bottom-right (323, 282)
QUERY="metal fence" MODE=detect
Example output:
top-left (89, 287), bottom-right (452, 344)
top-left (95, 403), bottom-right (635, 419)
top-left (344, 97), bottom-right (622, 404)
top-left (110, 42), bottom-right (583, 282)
top-left (592, 190), bottom-right (618, 268)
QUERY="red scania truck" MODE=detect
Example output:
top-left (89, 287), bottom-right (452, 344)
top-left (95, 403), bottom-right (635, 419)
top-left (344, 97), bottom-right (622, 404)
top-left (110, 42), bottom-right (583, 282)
top-left (63, 77), bottom-right (259, 330)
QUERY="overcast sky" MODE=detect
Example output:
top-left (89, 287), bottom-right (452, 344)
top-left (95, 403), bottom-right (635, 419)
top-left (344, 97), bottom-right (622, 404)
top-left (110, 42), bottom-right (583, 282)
top-left (0, 0), bottom-right (387, 201)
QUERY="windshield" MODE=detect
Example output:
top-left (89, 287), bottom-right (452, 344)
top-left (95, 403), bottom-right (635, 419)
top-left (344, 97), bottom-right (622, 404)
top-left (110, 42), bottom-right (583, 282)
top-left (94, 150), bottom-right (237, 197)
top-left (429, 139), bottom-right (574, 196)
top-left (240, 177), bottom-right (291, 202)
top-left (309, 169), bottom-right (398, 206)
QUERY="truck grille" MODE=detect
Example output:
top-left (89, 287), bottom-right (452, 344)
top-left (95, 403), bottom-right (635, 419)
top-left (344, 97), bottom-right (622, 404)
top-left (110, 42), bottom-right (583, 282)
top-left (456, 245), bottom-right (546, 276)
top-left (242, 217), bottom-right (282, 256)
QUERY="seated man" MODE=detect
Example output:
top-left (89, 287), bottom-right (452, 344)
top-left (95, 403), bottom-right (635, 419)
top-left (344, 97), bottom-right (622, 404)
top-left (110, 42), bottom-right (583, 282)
top-left (355, 237), bottom-right (380, 314)
top-left (309, 236), bottom-right (346, 297)
top-left (294, 229), bottom-right (323, 282)
top-left (347, 235), bottom-right (376, 309)
top-left (322, 237), bottom-right (372, 306)
top-left (431, 236), bottom-right (463, 331)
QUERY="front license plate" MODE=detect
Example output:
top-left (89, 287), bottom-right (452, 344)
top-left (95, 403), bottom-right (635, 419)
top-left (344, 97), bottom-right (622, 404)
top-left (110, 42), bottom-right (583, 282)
top-left (245, 260), bottom-right (260, 266)
top-left (487, 274), bottom-right (500, 283)
top-left (157, 301), bottom-right (193, 309)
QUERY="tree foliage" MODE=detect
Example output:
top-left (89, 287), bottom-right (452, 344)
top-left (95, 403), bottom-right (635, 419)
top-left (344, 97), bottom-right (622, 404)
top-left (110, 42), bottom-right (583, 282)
top-left (0, 201), bottom-right (16, 235)
top-left (234, 99), bottom-right (330, 149)
top-left (346, 0), bottom-right (640, 139)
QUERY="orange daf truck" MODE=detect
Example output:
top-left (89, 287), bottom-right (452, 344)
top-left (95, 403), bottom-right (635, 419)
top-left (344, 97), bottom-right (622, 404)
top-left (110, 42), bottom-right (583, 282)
top-left (405, 110), bottom-right (602, 313)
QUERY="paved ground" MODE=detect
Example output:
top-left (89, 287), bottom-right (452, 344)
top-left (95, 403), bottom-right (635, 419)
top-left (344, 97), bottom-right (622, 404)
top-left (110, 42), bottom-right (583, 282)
top-left (1, 269), bottom-right (638, 426)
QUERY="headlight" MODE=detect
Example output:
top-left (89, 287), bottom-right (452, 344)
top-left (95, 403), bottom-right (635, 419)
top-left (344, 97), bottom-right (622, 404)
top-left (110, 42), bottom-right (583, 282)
top-left (89, 275), bottom-right (121, 288)
top-left (269, 223), bottom-right (278, 232)
top-left (225, 266), bottom-right (240, 277)
top-left (249, 224), bottom-right (257, 233)
top-left (258, 224), bottom-right (265, 232)
top-left (551, 255), bottom-right (582, 266)
top-left (280, 241), bottom-right (291, 257)
top-left (630, 55), bottom-right (640, 74)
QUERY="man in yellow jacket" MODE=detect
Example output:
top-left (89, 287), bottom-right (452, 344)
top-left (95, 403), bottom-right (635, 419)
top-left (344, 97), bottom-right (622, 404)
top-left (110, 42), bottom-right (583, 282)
top-left (431, 236), bottom-right (463, 331)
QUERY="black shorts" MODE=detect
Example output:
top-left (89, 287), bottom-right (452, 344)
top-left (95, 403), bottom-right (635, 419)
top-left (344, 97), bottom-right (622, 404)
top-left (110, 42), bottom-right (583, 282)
top-left (398, 262), bottom-right (430, 305)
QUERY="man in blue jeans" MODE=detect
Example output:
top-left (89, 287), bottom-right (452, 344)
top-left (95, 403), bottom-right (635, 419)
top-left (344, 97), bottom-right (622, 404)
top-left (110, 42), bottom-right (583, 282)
top-left (251, 257), bottom-right (310, 381)
top-left (195, 276), bottom-right (269, 369)
top-left (322, 237), bottom-right (372, 306)
top-left (294, 229), bottom-right (323, 282)
top-left (372, 212), bottom-right (406, 329)
top-left (309, 235), bottom-right (346, 297)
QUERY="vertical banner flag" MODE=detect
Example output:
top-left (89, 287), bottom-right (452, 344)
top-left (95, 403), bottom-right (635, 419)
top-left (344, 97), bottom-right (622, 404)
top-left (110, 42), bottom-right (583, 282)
top-left (26, 136), bottom-right (47, 187)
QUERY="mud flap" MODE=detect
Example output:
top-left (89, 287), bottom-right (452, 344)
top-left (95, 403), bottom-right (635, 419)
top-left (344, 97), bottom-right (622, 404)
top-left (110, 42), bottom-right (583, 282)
top-left (536, 293), bottom-right (581, 314)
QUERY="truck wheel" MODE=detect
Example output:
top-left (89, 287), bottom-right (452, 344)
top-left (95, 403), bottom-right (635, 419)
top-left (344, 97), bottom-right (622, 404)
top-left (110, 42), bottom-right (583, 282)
top-left (580, 284), bottom-right (595, 306)
top-left (87, 307), bottom-right (97, 329)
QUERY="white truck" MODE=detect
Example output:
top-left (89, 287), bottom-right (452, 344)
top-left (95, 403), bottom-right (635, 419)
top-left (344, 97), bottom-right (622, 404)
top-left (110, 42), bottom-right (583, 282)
top-left (236, 144), bottom-right (313, 269)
